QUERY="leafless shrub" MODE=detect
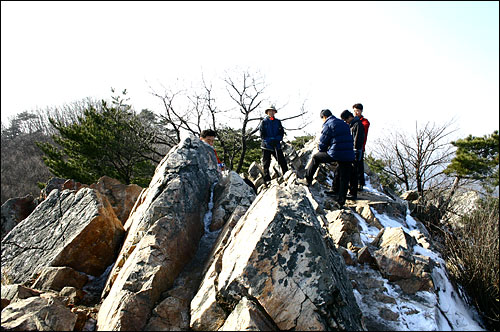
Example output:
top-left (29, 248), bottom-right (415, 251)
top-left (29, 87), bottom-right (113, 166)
top-left (443, 196), bottom-right (499, 329)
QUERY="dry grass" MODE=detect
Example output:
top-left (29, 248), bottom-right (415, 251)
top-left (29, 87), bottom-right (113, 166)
top-left (444, 196), bottom-right (499, 330)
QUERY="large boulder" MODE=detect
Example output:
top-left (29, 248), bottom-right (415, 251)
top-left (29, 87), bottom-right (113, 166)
top-left (372, 227), bottom-right (434, 294)
top-left (31, 266), bottom-right (89, 292)
top-left (190, 183), bottom-right (364, 331)
top-left (90, 176), bottom-right (143, 224)
top-left (97, 134), bottom-right (220, 331)
top-left (1, 296), bottom-right (77, 331)
top-left (325, 209), bottom-right (363, 248)
top-left (1, 187), bottom-right (125, 285)
top-left (1, 284), bottom-right (42, 310)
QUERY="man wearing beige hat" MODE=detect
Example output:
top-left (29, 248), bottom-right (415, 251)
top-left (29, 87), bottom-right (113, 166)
top-left (259, 105), bottom-right (288, 183)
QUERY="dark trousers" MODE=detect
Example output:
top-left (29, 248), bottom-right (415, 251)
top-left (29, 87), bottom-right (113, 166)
top-left (330, 161), bottom-right (352, 206)
top-left (305, 152), bottom-right (335, 182)
top-left (262, 149), bottom-right (288, 182)
top-left (305, 152), bottom-right (350, 206)
top-left (349, 161), bottom-right (359, 197)
top-left (357, 151), bottom-right (365, 186)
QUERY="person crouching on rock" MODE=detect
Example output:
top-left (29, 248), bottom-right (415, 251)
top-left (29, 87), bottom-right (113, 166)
top-left (298, 109), bottom-right (355, 208)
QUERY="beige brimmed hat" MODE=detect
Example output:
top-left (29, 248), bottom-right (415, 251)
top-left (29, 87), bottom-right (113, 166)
top-left (265, 105), bottom-right (277, 114)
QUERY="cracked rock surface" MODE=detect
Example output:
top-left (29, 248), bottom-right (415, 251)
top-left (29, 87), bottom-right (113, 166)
top-left (190, 183), bottom-right (364, 331)
top-left (1, 188), bottom-right (124, 285)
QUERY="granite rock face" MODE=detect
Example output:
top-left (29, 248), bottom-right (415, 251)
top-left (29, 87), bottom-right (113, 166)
top-left (190, 184), bottom-right (364, 331)
top-left (1, 187), bottom-right (125, 285)
top-left (210, 170), bottom-right (256, 231)
top-left (0, 135), bottom-right (484, 331)
top-left (96, 134), bottom-right (220, 331)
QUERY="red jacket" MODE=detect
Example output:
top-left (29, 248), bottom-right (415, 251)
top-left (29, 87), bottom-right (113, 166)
top-left (359, 116), bottom-right (370, 151)
top-left (214, 149), bottom-right (221, 164)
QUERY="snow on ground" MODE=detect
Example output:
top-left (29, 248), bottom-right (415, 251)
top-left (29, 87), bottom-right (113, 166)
top-left (350, 264), bottom-right (444, 331)
top-left (350, 174), bottom-right (485, 331)
top-left (414, 245), bottom-right (484, 331)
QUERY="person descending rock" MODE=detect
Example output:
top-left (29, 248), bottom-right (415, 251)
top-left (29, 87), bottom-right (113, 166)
top-left (298, 109), bottom-right (355, 208)
top-left (339, 110), bottom-right (365, 200)
top-left (200, 129), bottom-right (225, 171)
top-left (353, 103), bottom-right (370, 191)
top-left (259, 105), bottom-right (288, 183)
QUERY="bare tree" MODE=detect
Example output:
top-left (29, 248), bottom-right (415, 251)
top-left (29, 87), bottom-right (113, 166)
top-left (150, 69), bottom-right (311, 173)
top-left (222, 70), bottom-right (311, 173)
top-left (223, 71), bottom-right (267, 172)
top-left (149, 86), bottom-right (188, 143)
top-left (373, 121), bottom-right (457, 197)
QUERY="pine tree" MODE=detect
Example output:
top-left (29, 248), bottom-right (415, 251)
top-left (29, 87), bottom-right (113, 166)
top-left (36, 92), bottom-right (157, 187)
top-left (444, 130), bottom-right (499, 192)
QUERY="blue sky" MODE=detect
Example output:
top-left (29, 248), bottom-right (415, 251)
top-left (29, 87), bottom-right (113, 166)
top-left (1, 1), bottom-right (498, 147)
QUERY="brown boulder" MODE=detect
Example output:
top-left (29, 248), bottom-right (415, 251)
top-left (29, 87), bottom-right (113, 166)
top-left (1, 188), bottom-right (125, 285)
top-left (1, 296), bottom-right (77, 331)
top-left (357, 246), bottom-right (377, 267)
top-left (31, 266), bottom-right (89, 291)
top-left (191, 184), bottom-right (363, 331)
top-left (90, 176), bottom-right (143, 224)
top-left (325, 209), bottom-right (362, 247)
top-left (1, 284), bottom-right (43, 302)
top-left (373, 244), bottom-right (434, 294)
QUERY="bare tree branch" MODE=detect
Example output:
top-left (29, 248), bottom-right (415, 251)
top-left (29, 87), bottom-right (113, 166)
top-left (373, 120), bottom-right (457, 197)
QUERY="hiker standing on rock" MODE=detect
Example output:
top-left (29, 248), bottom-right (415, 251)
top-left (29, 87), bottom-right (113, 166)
top-left (259, 105), bottom-right (288, 183)
top-left (200, 129), bottom-right (225, 171)
top-left (339, 110), bottom-right (365, 200)
top-left (298, 109), bottom-right (354, 208)
top-left (353, 103), bottom-right (370, 191)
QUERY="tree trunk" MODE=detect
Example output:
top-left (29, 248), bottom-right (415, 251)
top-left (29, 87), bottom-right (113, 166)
top-left (439, 176), bottom-right (461, 213)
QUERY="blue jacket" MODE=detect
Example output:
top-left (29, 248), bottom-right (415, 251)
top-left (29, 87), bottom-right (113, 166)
top-left (260, 116), bottom-right (285, 150)
top-left (318, 116), bottom-right (355, 161)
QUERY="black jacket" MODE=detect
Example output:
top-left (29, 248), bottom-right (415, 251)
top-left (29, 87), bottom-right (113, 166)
top-left (350, 116), bottom-right (365, 152)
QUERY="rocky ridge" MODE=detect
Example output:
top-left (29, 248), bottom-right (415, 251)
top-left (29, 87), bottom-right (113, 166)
top-left (1, 134), bottom-right (484, 331)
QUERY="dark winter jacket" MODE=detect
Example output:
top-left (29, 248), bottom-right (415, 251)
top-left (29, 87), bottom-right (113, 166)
top-left (318, 116), bottom-right (355, 161)
top-left (350, 116), bottom-right (365, 152)
top-left (260, 116), bottom-right (285, 151)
